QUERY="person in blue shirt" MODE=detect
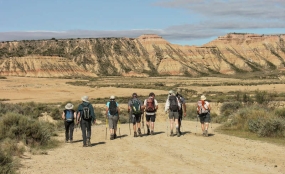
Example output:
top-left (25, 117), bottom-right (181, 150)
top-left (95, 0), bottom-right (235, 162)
top-left (106, 95), bottom-right (120, 140)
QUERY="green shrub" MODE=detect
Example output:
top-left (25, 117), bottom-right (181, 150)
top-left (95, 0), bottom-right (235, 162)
top-left (0, 113), bottom-right (55, 146)
top-left (0, 148), bottom-right (16, 174)
top-left (274, 108), bottom-right (285, 118)
top-left (222, 106), bottom-right (285, 137)
top-left (220, 101), bottom-right (242, 116)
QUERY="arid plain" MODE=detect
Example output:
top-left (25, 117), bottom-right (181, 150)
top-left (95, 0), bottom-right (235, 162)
top-left (1, 76), bottom-right (285, 174)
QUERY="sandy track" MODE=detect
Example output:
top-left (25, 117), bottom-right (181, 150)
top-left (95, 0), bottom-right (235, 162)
top-left (19, 121), bottom-right (285, 174)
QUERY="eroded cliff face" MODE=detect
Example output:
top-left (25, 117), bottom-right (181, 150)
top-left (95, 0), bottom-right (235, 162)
top-left (0, 33), bottom-right (285, 77)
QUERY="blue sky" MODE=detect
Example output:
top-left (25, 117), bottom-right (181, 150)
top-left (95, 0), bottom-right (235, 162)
top-left (0, 0), bottom-right (284, 46)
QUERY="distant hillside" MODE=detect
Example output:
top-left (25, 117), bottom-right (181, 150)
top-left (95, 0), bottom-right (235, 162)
top-left (0, 33), bottom-right (285, 78)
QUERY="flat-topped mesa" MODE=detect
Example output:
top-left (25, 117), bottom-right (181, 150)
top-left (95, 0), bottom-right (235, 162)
top-left (137, 34), bottom-right (169, 44)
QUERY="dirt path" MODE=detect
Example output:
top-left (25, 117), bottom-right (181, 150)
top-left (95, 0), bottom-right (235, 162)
top-left (19, 121), bottom-right (285, 174)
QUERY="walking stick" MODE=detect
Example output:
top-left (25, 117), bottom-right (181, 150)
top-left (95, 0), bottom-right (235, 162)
top-left (118, 119), bottom-right (121, 139)
top-left (180, 117), bottom-right (184, 136)
top-left (105, 118), bottom-right (108, 140)
top-left (142, 112), bottom-right (145, 134)
top-left (166, 113), bottom-right (169, 137)
top-left (195, 115), bottom-right (198, 135)
top-left (129, 116), bottom-right (131, 135)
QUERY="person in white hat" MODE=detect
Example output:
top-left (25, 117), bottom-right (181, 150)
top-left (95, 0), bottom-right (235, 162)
top-left (197, 95), bottom-right (211, 137)
top-left (61, 103), bottom-right (76, 143)
top-left (106, 95), bottom-right (120, 140)
top-left (76, 96), bottom-right (96, 147)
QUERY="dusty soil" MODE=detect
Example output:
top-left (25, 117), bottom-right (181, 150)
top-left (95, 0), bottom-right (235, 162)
top-left (19, 121), bottom-right (285, 174)
top-left (1, 77), bottom-right (285, 174)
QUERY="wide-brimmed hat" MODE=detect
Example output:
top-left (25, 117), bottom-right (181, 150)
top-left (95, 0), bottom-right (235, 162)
top-left (110, 95), bottom-right (115, 99)
top-left (81, 96), bottom-right (89, 102)
top-left (200, 95), bottom-right (206, 100)
top-left (65, 103), bottom-right (74, 110)
top-left (169, 90), bottom-right (174, 94)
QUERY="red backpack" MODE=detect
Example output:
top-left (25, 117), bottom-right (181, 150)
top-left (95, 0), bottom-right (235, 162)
top-left (146, 97), bottom-right (155, 112)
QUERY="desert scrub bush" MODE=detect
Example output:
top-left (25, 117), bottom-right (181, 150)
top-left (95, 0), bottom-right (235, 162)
top-left (222, 105), bottom-right (285, 137)
top-left (0, 112), bottom-right (55, 146)
top-left (185, 105), bottom-right (198, 120)
top-left (220, 101), bottom-right (242, 116)
top-left (0, 147), bottom-right (17, 174)
top-left (274, 108), bottom-right (285, 118)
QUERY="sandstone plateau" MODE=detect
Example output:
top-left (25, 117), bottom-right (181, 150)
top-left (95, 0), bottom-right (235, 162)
top-left (0, 33), bottom-right (285, 77)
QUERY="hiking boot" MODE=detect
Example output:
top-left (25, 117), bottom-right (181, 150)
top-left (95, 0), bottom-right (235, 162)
top-left (114, 133), bottom-right (117, 139)
top-left (138, 128), bottom-right (142, 137)
top-left (87, 139), bottom-right (91, 146)
top-left (203, 130), bottom-right (206, 136)
top-left (151, 131), bottom-right (154, 135)
top-left (70, 140), bottom-right (73, 143)
top-left (176, 128), bottom-right (181, 137)
top-left (83, 144), bottom-right (88, 147)
top-left (170, 131), bottom-right (174, 137)
top-left (147, 129), bottom-right (150, 135)
top-left (134, 132), bottom-right (138, 137)
top-left (110, 134), bottom-right (114, 140)
top-left (205, 130), bottom-right (208, 137)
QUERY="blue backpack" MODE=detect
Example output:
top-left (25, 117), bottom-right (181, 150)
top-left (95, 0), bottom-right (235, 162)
top-left (65, 110), bottom-right (75, 122)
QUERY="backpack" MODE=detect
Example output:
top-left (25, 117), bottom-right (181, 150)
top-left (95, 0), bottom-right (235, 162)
top-left (131, 99), bottom-right (142, 115)
top-left (197, 100), bottom-right (209, 114)
top-left (82, 104), bottom-right (90, 119)
top-left (65, 110), bottom-right (74, 122)
top-left (169, 95), bottom-right (179, 111)
top-left (146, 97), bottom-right (155, 112)
top-left (109, 100), bottom-right (118, 115)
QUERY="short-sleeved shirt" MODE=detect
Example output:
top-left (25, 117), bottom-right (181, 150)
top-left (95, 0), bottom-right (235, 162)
top-left (128, 98), bottom-right (143, 115)
top-left (77, 102), bottom-right (96, 121)
top-left (106, 101), bottom-right (119, 116)
top-left (144, 97), bottom-right (158, 115)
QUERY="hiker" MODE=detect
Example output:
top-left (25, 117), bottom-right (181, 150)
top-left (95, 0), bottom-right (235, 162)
top-left (176, 92), bottom-right (186, 135)
top-left (76, 96), bottom-right (96, 147)
top-left (128, 93), bottom-right (144, 137)
top-left (143, 92), bottom-right (158, 135)
top-left (106, 95), bottom-right (120, 140)
top-left (62, 103), bottom-right (76, 143)
top-left (197, 95), bottom-right (211, 137)
top-left (165, 90), bottom-right (181, 137)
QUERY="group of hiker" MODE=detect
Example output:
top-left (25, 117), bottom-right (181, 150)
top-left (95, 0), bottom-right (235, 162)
top-left (62, 91), bottom-right (211, 147)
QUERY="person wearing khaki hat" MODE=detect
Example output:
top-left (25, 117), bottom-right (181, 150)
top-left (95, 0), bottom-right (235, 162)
top-left (197, 95), bottom-right (211, 137)
top-left (76, 96), bottom-right (96, 147)
top-left (61, 103), bottom-right (76, 143)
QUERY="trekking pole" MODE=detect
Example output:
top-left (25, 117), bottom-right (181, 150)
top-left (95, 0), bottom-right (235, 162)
top-left (195, 115), bottom-right (198, 135)
top-left (142, 112), bottom-right (145, 134)
top-left (180, 117), bottom-right (184, 136)
top-left (118, 119), bottom-right (121, 139)
top-left (129, 117), bottom-right (131, 135)
top-left (166, 113), bottom-right (169, 137)
top-left (105, 118), bottom-right (108, 140)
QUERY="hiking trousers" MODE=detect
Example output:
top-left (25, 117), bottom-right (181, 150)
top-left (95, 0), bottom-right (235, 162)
top-left (80, 119), bottom-right (92, 145)
top-left (64, 121), bottom-right (74, 141)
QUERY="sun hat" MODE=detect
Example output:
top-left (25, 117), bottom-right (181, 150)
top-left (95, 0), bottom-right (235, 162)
top-left (200, 95), bottom-right (206, 100)
top-left (110, 95), bottom-right (115, 99)
top-left (169, 90), bottom-right (174, 94)
top-left (65, 103), bottom-right (74, 110)
top-left (81, 96), bottom-right (89, 102)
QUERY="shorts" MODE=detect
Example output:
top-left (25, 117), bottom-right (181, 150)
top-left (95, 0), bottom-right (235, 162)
top-left (168, 111), bottom-right (179, 119)
top-left (131, 114), bottom-right (141, 124)
top-left (108, 115), bottom-right (119, 129)
top-left (146, 114), bottom-right (156, 122)
top-left (199, 112), bottom-right (211, 123)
